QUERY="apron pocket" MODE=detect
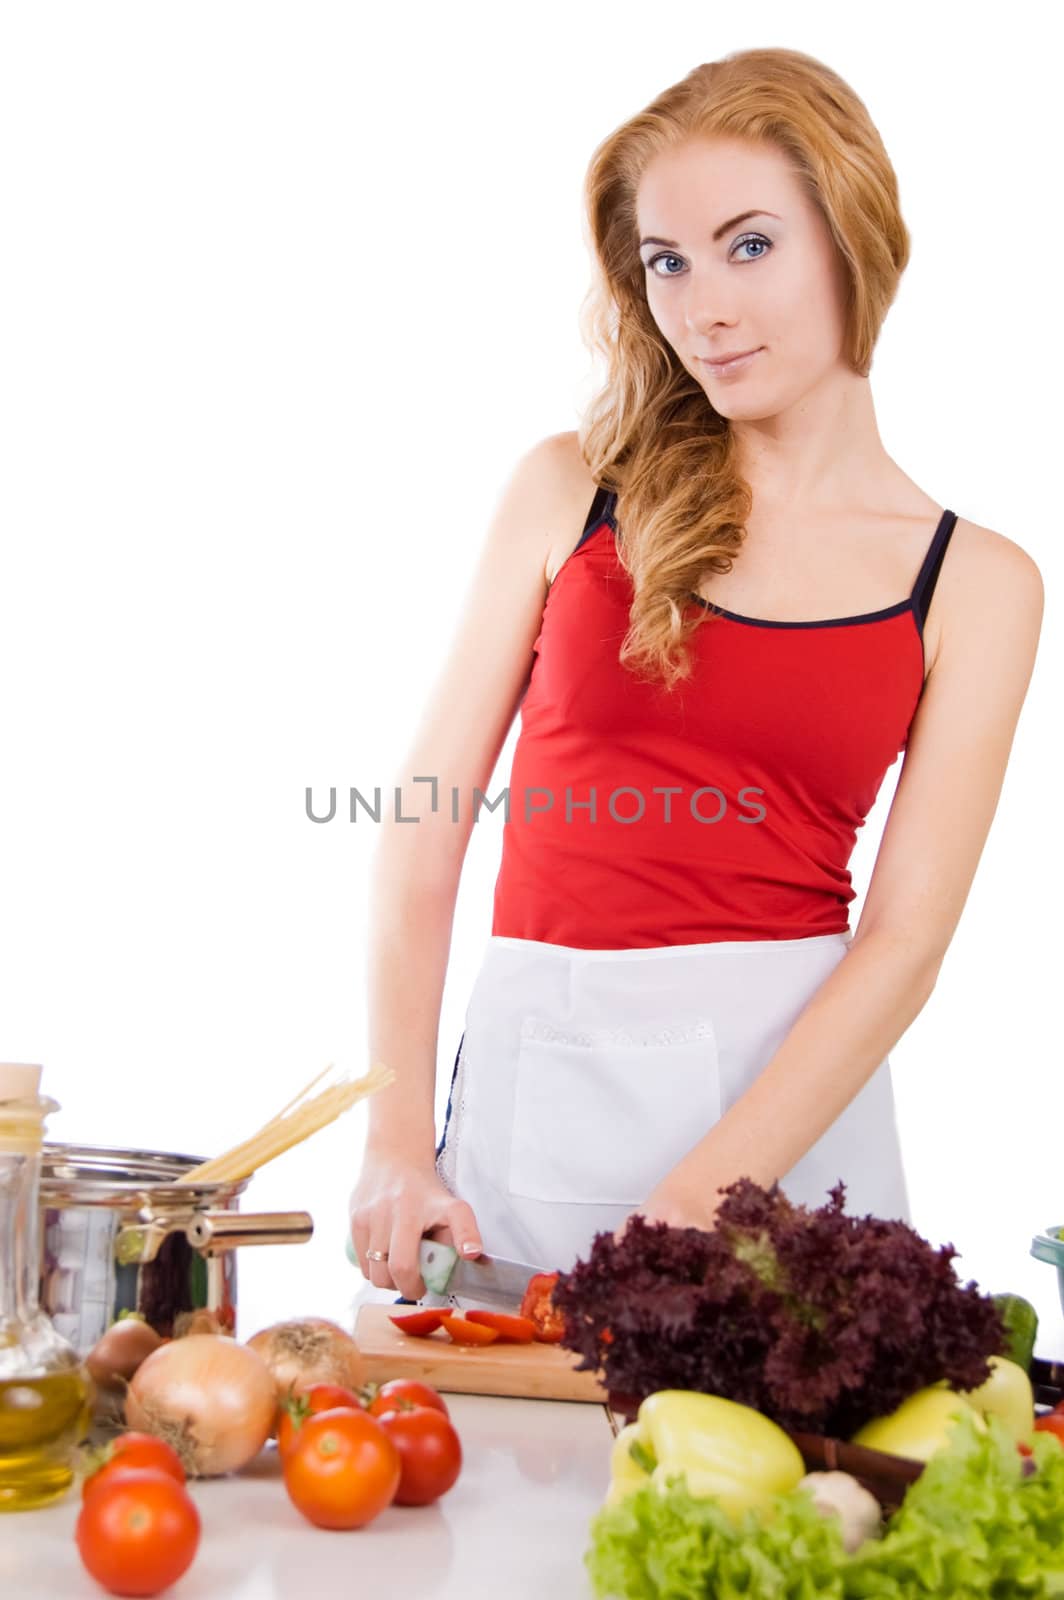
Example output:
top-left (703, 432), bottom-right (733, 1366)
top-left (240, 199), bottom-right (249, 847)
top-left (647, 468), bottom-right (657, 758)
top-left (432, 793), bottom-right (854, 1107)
top-left (507, 1015), bottom-right (722, 1206)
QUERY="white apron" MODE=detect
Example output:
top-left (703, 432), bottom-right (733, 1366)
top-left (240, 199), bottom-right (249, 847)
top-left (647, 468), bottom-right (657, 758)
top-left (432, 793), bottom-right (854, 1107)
top-left (431, 929), bottom-right (910, 1292)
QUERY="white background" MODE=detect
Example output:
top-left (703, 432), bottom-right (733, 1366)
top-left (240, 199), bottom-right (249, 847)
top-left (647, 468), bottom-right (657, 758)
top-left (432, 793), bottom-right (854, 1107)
top-left (2, 4), bottom-right (1061, 1353)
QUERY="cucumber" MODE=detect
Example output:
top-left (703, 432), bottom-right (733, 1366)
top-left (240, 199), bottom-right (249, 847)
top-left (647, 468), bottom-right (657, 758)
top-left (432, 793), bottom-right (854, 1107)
top-left (991, 1292), bottom-right (1039, 1373)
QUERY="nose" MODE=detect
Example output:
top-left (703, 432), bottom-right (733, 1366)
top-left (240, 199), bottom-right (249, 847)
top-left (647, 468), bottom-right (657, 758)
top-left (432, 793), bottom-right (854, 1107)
top-left (684, 296), bottom-right (740, 336)
top-left (681, 270), bottom-right (741, 335)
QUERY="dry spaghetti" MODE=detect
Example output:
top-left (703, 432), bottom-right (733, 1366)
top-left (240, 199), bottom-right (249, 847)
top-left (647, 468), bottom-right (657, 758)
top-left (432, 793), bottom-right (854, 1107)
top-left (176, 1062), bottom-right (396, 1186)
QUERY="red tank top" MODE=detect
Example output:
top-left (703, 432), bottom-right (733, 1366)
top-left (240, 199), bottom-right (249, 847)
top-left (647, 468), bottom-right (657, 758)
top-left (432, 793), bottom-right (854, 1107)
top-left (491, 488), bottom-right (957, 948)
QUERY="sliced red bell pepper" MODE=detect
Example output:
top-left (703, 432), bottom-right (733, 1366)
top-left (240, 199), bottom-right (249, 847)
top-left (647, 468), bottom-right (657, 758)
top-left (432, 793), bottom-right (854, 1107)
top-left (388, 1309), bottom-right (446, 1337)
top-left (518, 1271), bottom-right (567, 1343)
top-left (439, 1314), bottom-right (500, 1346)
top-left (463, 1310), bottom-right (536, 1343)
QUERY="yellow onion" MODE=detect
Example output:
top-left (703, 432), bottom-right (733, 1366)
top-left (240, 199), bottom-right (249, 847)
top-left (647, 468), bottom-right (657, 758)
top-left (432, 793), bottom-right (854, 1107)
top-left (125, 1334), bottom-right (275, 1476)
top-left (246, 1317), bottom-right (364, 1431)
top-left (85, 1316), bottom-right (164, 1390)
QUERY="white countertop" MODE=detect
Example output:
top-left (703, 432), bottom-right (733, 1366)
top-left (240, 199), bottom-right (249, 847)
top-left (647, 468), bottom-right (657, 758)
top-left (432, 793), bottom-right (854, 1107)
top-left (0, 1391), bottom-right (617, 1600)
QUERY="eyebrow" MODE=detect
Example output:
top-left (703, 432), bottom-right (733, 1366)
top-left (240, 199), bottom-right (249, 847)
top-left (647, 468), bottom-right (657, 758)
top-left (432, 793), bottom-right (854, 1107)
top-left (638, 210), bottom-right (782, 250)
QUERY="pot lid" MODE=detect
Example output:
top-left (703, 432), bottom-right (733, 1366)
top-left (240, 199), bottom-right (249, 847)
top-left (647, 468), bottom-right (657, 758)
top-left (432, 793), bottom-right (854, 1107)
top-left (39, 1141), bottom-right (250, 1203)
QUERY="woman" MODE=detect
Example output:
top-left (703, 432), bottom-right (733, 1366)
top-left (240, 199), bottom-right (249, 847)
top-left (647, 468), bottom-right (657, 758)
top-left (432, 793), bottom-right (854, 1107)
top-left (348, 47), bottom-right (1043, 1306)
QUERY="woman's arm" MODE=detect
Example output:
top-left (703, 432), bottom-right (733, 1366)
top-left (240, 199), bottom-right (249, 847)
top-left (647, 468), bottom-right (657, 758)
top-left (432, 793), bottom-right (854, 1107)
top-left (351, 431), bottom-right (599, 1297)
top-left (363, 853), bottom-right (464, 1164)
top-left (361, 429), bottom-right (593, 1164)
top-left (637, 522), bottom-right (1045, 1229)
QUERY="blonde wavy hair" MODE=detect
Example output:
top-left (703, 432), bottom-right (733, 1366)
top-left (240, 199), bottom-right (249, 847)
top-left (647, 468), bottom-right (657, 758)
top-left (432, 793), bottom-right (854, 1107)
top-left (577, 46), bottom-right (911, 691)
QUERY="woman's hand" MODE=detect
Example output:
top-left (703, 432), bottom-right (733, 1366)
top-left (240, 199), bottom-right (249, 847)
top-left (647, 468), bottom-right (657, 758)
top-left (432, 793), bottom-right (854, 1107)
top-left (614, 1175), bottom-right (723, 1244)
top-left (348, 1148), bottom-right (484, 1302)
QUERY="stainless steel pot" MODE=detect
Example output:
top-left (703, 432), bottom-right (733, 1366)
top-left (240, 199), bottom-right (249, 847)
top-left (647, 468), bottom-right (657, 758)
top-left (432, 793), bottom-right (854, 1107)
top-left (38, 1142), bottom-right (313, 1357)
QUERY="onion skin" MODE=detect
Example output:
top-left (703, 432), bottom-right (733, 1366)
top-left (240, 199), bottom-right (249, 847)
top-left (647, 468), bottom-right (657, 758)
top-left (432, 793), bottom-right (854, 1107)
top-left (125, 1334), bottom-right (276, 1477)
top-left (85, 1317), bottom-right (165, 1390)
top-left (246, 1318), bottom-right (364, 1433)
top-left (173, 1308), bottom-right (231, 1339)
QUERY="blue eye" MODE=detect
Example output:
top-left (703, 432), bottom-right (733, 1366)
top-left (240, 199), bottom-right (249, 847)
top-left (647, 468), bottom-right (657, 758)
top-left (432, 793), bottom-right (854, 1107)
top-left (732, 233), bottom-right (771, 262)
top-left (644, 233), bottom-right (772, 277)
top-left (645, 252), bottom-right (685, 278)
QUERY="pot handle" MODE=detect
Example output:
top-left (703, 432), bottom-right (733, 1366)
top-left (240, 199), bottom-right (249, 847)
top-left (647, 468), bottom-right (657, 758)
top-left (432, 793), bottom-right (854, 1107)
top-left (185, 1210), bottom-right (314, 1254)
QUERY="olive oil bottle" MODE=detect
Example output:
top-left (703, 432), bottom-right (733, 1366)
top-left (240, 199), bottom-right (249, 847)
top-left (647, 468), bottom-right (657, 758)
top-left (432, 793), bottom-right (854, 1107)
top-left (0, 1063), bottom-right (91, 1510)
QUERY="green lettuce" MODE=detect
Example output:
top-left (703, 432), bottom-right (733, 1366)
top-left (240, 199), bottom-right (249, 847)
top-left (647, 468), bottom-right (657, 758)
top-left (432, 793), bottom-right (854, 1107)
top-left (586, 1412), bottom-right (1064, 1599)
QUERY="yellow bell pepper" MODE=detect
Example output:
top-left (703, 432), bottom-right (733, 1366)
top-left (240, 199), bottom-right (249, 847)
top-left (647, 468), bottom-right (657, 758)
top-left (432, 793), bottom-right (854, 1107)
top-left (855, 1359), bottom-right (1035, 1462)
top-left (851, 1385), bottom-right (985, 1461)
top-left (950, 1356), bottom-right (1036, 1445)
top-left (607, 1422), bottom-right (651, 1505)
top-left (606, 1389), bottom-right (806, 1518)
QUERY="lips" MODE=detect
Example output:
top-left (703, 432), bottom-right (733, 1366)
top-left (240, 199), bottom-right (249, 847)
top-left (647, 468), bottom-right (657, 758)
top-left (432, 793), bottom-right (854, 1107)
top-left (701, 347), bottom-right (760, 365)
top-left (697, 347), bottom-right (763, 378)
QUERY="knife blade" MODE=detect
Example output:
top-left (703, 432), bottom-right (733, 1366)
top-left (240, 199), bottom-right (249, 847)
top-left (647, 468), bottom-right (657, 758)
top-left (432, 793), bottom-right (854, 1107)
top-left (343, 1232), bottom-right (546, 1309)
top-left (416, 1239), bottom-right (544, 1309)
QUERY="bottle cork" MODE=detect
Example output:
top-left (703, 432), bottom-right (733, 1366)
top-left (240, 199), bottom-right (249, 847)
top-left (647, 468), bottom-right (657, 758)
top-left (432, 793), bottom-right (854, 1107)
top-left (0, 1064), bottom-right (50, 1154)
top-left (0, 1063), bottom-right (43, 1101)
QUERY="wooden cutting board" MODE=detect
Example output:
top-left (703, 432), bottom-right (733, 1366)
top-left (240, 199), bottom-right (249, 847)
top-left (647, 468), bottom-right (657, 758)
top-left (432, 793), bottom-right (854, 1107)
top-left (354, 1305), bottom-right (609, 1404)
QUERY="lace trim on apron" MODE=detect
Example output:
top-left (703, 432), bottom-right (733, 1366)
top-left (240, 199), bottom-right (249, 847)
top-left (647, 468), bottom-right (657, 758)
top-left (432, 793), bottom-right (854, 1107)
top-left (435, 1040), bottom-right (467, 1196)
top-left (518, 1017), bottom-right (719, 1049)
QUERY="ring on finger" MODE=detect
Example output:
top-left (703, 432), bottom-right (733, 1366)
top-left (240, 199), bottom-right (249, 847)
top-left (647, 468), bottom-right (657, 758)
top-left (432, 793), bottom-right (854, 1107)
top-left (367, 1248), bottom-right (389, 1262)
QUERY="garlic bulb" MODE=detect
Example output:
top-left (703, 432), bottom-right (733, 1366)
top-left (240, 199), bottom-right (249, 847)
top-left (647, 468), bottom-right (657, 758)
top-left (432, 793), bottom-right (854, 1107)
top-left (797, 1470), bottom-right (883, 1552)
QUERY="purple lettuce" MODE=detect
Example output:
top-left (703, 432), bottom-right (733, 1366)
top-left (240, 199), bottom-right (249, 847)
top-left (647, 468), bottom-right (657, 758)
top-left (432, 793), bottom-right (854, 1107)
top-left (552, 1177), bottom-right (1007, 1436)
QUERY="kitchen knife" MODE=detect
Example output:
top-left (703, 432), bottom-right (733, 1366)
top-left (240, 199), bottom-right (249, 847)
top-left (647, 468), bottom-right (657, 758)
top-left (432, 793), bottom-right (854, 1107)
top-left (416, 1239), bottom-right (545, 1309)
top-left (343, 1232), bottom-right (544, 1309)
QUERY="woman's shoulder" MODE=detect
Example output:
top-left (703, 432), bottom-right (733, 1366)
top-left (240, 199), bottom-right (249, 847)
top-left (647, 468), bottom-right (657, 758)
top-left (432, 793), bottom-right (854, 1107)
top-left (939, 512), bottom-right (1043, 620)
top-left (869, 466), bottom-right (1043, 673)
top-left (928, 510), bottom-right (1044, 677)
top-left (532, 431), bottom-right (608, 588)
top-left (948, 513), bottom-right (1043, 588)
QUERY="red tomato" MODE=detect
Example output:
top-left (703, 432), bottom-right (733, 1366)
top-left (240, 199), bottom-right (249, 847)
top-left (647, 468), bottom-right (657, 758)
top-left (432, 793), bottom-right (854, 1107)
top-left (439, 1314), bottom-right (499, 1346)
top-left (82, 1434), bottom-right (186, 1500)
top-left (388, 1309), bottom-right (446, 1337)
top-left (276, 1383), bottom-right (364, 1462)
top-left (75, 1468), bottom-right (200, 1597)
top-left (1034, 1413), bottom-right (1064, 1445)
top-left (375, 1404), bottom-right (463, 1505)
top-left (366, 1379), bottom-right (450, 1419)
top-left (463, 1311), bottom-right (536, 1344)
top-left (519, 1272), bottom-right (567, 1343)
top-left (283, 1408), bottom-right (401, 1529)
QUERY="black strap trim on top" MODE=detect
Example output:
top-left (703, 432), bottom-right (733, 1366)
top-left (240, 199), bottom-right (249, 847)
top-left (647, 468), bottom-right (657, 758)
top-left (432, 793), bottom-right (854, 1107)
top-left (910, 508), bottom-right (958, 636)
top-left (572, 491), bottom-right (957, 633)
top-left (572, 484), bottom-right (617, 557)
